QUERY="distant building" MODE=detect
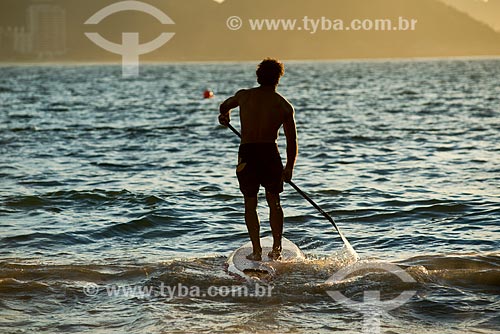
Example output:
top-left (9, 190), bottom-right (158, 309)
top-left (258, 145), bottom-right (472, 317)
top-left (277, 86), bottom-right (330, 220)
top-left (0, 28), bottom-right (6, 53)
top-left (0, 27), bottom-right (16, 58)
top-left (0, 3), bottom-right (66, 60)
top-left (14, 27), bottom-right (33, 55)
top-left (27, 4), bottom-right (67, 58)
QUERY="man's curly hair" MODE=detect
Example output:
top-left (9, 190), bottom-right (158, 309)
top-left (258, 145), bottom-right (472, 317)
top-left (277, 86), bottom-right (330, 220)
top-left (256, 58), bottom-right (285, 87)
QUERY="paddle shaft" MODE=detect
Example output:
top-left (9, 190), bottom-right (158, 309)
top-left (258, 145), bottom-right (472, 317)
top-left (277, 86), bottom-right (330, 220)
top-left (226, 123), bottom-right (351, 246)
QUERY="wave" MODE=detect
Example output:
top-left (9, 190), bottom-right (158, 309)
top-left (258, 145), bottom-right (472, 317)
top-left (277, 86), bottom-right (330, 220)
top-left (0, 253), bottom-right (497, 292)
top-left (92, 214), bottom-right (176, 238)
top-left (40, 103), bottom-right (70, 112)
top-left (0, 253), bottom-right (497, 333)
top-left (3, 189), bottom-right (165, 209)
top-left (400, 254), bottom-right (500, 291)
top-left (0, 86), bottom-right (14, 93)
top-left (2, 232), bottom-right (94, 247)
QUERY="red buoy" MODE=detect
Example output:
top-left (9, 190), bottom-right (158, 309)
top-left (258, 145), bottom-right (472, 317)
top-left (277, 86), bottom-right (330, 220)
top-left (203, 90), bottom-right (214, 99)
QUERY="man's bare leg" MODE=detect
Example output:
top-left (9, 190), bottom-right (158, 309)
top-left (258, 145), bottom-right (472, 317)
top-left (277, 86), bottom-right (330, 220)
top-left (266, 191), bottom-right (283, 260)
top-left (244, 196), bottom-right (262, 261)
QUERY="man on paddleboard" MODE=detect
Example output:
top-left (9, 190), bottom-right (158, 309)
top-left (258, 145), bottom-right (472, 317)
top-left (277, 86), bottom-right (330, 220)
top-left (219, 58), bottom-right (298, 261)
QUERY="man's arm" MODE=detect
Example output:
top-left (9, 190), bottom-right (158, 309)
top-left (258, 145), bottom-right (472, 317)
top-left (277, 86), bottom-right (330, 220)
top-left (282, 103), bottom-right (298, 183)
top-left (218, 90), bottom-right (243, 126)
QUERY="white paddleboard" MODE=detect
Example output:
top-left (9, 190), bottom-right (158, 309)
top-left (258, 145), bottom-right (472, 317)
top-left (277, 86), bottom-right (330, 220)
top-left (227, 236), bottom-right (305, 279)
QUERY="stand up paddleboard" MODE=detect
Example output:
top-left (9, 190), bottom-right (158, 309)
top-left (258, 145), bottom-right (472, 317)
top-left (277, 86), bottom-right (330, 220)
top-left (227, 236), bottom-right (305, 279)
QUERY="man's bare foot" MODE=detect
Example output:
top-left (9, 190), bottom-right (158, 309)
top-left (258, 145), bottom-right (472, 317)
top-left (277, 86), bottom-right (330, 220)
top-left (246, 252), bottom-right (262, 261)
top-left (267, 248), bottom-right (282, 261)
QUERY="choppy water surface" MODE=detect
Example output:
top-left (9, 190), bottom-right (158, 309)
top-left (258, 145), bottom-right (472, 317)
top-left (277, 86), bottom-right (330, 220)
top-left (0, 59), bottom-right (499, 333)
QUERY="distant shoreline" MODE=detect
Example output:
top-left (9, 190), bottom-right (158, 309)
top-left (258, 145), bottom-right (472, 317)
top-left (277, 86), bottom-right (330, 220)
top-left (1, 55), bottom-right (500, 67)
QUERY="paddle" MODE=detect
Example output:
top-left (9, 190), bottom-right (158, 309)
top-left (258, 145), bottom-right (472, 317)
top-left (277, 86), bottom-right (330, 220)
top-left (226, 122), bottom-right (358, 258)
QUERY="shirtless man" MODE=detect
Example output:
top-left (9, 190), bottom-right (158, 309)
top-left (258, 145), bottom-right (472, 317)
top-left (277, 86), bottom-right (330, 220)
top-left (219, 58), bottom-right (298, 261)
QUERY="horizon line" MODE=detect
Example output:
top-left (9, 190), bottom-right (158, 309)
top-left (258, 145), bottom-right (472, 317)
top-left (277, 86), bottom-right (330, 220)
top-left (1, 55), bottom-right (500, 67)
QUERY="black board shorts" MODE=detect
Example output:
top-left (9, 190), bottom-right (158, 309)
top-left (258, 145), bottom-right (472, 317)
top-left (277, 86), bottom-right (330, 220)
top-left (236, 143), bottom-right (284, 197)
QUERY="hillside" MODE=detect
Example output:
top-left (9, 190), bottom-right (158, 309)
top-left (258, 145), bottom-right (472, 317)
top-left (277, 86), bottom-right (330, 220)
top-left (1, 0), bottom-right (500, 62)
top-left (440, 0), bottom-right (500, 32)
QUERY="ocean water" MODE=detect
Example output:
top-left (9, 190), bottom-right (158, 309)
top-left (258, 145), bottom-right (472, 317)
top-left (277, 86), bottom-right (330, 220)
top-left (0, 59), bottom-right (499, 333)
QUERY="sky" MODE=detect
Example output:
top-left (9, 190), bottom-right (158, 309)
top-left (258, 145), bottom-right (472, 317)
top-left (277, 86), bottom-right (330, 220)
top-left (214, 0), bottom-right (500, 31)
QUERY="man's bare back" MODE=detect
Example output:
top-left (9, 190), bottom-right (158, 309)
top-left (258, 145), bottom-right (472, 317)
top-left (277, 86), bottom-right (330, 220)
top-left (229, 86), bottom-right (294, 144)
